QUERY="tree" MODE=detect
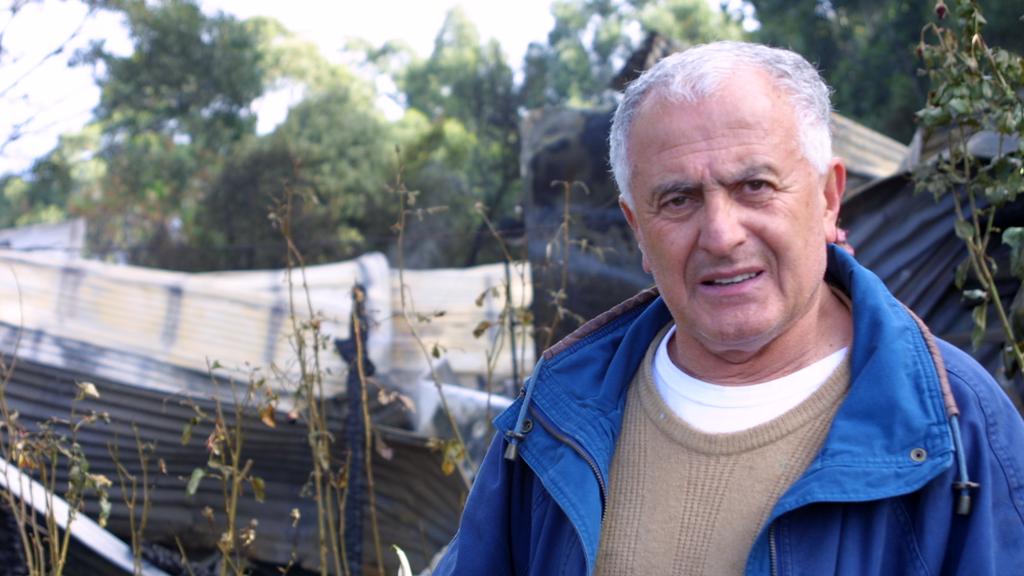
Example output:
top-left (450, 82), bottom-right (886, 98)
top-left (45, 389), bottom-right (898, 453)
top-left (636, 0), bottom-right (745, 52)
top-left (747, 0), bottom-right (1024, 142)
top-left (192, 80), bottom-right (396, 271)
top-left (0, 124), bottom-right (103, 229)
top-left (398, 7), bottom-right (523, 267)
top-left (87, 0), bottom-right (265, 151)
top-left (521, 0), bottom-right (744, 108)
top-left (63, 0), bottom-right (274, 265)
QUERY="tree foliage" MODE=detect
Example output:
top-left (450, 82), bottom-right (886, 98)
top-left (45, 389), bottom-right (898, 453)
top-left (522, 0), bottom-right (743, 108)
top-left (2, 0), bottom-right (755, 270)
top-left (54, 0), bottom-right (269, 265)
top-left (748, 0), bottom-right (1024, 143)
top-left (87, 0), bottom-right (265, 149)
top-left (45, 0), bottom-right (399, 269)
top-left (913, 0), bottom-right (1024, 380)
top-left (397, 7), bottom-right (522, 267)
top-left (0, 124), bottom-right (103, 229)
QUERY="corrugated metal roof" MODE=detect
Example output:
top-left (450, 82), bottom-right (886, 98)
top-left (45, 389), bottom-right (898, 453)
top-left (0, 250), bottom-right (534, 401)
top-left (840, 173), bottom-right (1024, 406)
top-left (831, 113), bottom-right (909, 181)
top-left (0, 322), bottom-right (467, 573)
top-left (0, 457), bottom-right (170, 575)
top-left (0, 250), bottom-right (391, 401)
top-left (0, 248), bottom-right (535, 572)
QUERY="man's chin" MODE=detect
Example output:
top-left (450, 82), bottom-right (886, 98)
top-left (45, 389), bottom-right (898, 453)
top-left (688, 324), bottom-right (781, 364)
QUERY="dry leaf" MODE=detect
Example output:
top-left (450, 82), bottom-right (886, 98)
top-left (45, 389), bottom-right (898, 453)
top-left (251, 476), bottom-right (266, 502)
top-left (374, 431), bottom-right (394, 461)
top-left (259, 404), bottom-right (276, 428)
top-left (472, 320), bottom-right (493, 339)
top-left (77, 381), bottom-right (100, 400)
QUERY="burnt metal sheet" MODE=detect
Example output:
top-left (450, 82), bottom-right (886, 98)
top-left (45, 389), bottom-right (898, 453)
top-left (840, 173), bottom-right (1024, 403)
top-left (0, 322), bottom-right (468, 574)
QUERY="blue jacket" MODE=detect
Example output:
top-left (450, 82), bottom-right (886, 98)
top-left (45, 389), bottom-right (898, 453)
top-left (437, 246), bottom-right (1024, 575)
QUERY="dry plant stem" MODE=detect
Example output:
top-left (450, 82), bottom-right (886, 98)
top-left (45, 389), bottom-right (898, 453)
top-left (44, 457), bottom-right (60, 573)
top-left (542, 181), bottom-right (574, 351)
top-left (109, 443), bottom-right (140, 573)
top-left (476, 206), bottom-right (530, 414)
top-left (285, 265), bottom-right (342, 576)
top-left (134, 425), bottom-right (151, 571)
top-left (287, 263), bottom-right (330, 575)
top-left (28, 470), bottom-right (44, 574)
top-left (919, 4), bottom-right (1024, 379)
top-left (948, 147), bottom-right (1024, 372)
top-left (966, 7), bottom-right (1011, 92)
top-left (175, 536), bottom-right (199, 576)
top-left (396, 285), bottom-right (467, 459)
top-left (0, 265), bottom-right (37, 574)
top-left (393, 170), bottom-right (472, 475)
top-left (202, 365), bottom-right (258, 576)
top-left (333, 451), bottom-right (352, 576)
top-left (278, 189), bottom-right (344, 576)
top-left (353, 308), bottom-right (384, 576)
top-left (109, 423), bottom-right (151, 575)
top-left (54, 464), bottom-right (74, 568)
top-left (55, 400), bottom-right (89, 575)
top-left (212, 406), bottom-right (233, 575)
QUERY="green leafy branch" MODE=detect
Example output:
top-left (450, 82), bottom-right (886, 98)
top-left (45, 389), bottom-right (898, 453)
top-left (915, 0), bottom-right (1024, 375)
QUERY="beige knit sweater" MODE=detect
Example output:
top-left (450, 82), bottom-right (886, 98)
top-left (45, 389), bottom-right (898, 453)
top-left (595, 329), bottom-right (851, 575)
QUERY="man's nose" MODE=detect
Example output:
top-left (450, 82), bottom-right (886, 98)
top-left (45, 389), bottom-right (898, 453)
top-left (696, 194), bottom-right (745, 256)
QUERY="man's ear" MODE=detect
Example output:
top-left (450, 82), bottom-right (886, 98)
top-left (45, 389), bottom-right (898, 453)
top-left (619, 196), bottom-right (651, 274)
top-left (823, 159), bottom-right (846, 243)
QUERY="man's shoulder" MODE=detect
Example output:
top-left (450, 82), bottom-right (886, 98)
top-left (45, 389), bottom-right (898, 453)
top-left (543, 287), bottom-right (661, 361)
top-left (934, 338), bottom-right (1024, 525)
top-left (935, 338), bottom-right (1021, 417)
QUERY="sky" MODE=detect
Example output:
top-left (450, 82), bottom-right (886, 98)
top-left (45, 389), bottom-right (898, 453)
top-left (0, 0), bottom-right (555, 174)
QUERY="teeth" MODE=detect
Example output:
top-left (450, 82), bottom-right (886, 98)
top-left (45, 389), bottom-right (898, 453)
top-left (711, 272), bottom-right (756, 285)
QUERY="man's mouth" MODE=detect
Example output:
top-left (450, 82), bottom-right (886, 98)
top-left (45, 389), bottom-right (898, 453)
top-left (702, 271), bottom-right (760, 286)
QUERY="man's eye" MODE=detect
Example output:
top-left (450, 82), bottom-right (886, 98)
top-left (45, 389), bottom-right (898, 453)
top-left (745, 180), bottom-right (770, 193)
top-left (661, 194), bottom-right (692, 210)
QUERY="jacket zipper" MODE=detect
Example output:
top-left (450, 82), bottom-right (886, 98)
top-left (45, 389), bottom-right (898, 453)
top-left (769, 523), bottom-right (778, 576)
top-left (528, 404), bottom-right (608, 521)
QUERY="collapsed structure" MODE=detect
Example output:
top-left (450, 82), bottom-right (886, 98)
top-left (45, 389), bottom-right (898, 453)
top-left (0, 240), bottom-right (531, 574)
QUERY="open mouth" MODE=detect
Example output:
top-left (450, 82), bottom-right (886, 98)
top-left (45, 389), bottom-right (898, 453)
top-left (702, 271), bottom-right (760, 286)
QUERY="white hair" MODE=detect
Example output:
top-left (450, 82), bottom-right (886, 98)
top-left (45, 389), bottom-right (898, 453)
top-left (609, 41), bottom-right (833, 205)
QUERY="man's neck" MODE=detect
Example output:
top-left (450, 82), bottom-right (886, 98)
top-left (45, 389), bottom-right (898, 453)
top-left (668, 283), bottom-right (853, 385)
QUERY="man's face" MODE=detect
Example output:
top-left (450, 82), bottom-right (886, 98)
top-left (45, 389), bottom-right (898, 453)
top-left (620, 69), bottom-right (844, 363)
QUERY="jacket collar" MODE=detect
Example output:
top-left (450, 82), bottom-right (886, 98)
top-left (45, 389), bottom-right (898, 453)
top-left (510, 245), bottom-right (953, 470)
top-left (496, 244), bottom-right (955, 566)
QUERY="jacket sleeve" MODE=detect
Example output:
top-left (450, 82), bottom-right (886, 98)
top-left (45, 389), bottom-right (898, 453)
top-left (938, 341), bottom-right (1024, 574)
top-left (433, 431), bottom-right (532, 576)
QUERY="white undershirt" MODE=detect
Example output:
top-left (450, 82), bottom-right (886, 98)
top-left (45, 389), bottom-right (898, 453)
top-left (653, 325), bottom-right (849, 433)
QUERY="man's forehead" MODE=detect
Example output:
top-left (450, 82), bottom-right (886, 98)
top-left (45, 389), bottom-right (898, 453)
top-left (632, 78), bottom-right (793, 142)
top-left (636, 64), bottom-right (777, 110)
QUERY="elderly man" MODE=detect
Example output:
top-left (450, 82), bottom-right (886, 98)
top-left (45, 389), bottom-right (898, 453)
top-left (436, 41), bottom-right (1024, 575)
